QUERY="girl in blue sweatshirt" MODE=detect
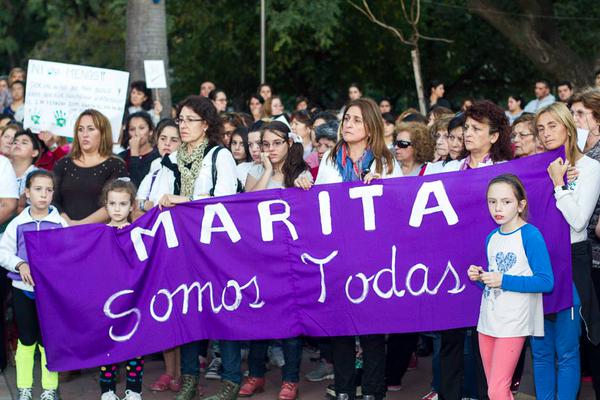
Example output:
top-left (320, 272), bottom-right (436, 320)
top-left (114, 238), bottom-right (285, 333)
top-left (0, 170), bottom-right (68, 400)
top-left (468, 174), bottom-right (554, 400)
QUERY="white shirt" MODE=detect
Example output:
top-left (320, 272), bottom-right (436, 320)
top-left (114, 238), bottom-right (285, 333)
top-left (236, 162), bottom-right (255, 187)
top-left (192, 146), bottom-right (238, 198)
top-left (554, 155), bottom-right (600, 243)
top-left (315, 150), bottom-right (401, 184)
top-left (0, 156), bottom-right (18, 199)
top-left (137, 155), bottom-right (176, 204)
top-left (477, 225), bottom-right (551, 337)
top-left (523, 94), bottom-right (555, 114)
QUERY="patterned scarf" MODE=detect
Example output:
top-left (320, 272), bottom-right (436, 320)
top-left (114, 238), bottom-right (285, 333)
top-left (335, 143), bottom-right (375, 182)
top-left (176, 139), bottom-right (208, 197)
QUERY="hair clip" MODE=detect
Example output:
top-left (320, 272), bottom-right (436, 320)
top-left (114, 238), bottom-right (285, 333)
top-left (117, 177), bottom-right (131, 182)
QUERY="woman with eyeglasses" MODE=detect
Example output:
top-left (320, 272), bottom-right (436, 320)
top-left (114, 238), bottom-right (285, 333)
top-left (393, 122), bottom-right (435, 176)
top-left (209, 89), bottom-right (228, 114)
top-left (430, 115), bottom-right (452, 163)
top-left (295, 98), bottom-right (399, 400)
top-left (157, 96), bottom-right (238, 400)
top-left (511, 113), bottom-right (538, 158)
top-left (532, 101), bottom-right (600, 400)
top-left (238, 121), bottom-right (311, 400)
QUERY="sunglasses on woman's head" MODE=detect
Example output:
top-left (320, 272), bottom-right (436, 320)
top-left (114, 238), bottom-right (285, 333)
top-left (394, 140), bottom-right (412, 148)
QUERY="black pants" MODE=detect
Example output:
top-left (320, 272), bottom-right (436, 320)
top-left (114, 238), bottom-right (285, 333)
top-left (583, 267), bottom-right (600, 398)
top-left (12, 287), bottom-right (40, 347)
top-left (332, 335), bottom-right (386, 400)
top-left (439, 328), bottom-right (488, 400)
top-left (385, 333), bottom-right (418, 386)
top-left (0, 273), bottom-right (9, 370)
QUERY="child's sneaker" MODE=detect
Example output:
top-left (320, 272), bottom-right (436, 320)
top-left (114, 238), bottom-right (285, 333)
top-left (122, 390), bottom-right (142, 400)
top-left (100, 390), bottom-right (119, 400)
top-left (17, 388), bottom-right (32, 400)
top-left (39, 389), bottom-right (59, 400)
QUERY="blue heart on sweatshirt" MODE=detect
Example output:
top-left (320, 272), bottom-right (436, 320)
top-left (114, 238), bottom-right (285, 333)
top-left (495, 252), bottom-right (517, 273)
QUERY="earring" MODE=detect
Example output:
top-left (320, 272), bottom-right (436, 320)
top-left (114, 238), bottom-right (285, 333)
top-left (204, 127), bottom-right (208, 133)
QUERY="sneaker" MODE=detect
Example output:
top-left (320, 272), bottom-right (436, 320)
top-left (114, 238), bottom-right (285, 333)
top-left (326, 384), bottom-right (362, 399)
top-left (122, 390), bottom-right (142, 400)
top-left (278, 382), bottom-right (298, 400)
top-left (175, 375), bottom-right (199, 400)
top-left (40, 389), bottom-right (59, 400)
top-left (387, 385), bottom-right (402, 392)
top-left (268, 346), bottom-right (285, 368)
top-left (203, 380), bottom-right (240, 400)
top-left (17, 388), bottom-right (32, 400)
top-left (100, 390), bottom-right (119, 400)
top-left (422, 391), bottom-right (438, 400)
top-left (305, 360), bottom-right (334, 382)
top-left (239, 377), bottom-right (266, 397)
top-left (205, 357), bottom-right (222, 380)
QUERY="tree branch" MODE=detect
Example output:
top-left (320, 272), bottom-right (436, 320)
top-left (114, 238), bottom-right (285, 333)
top-left (466, 0), bottom-right (593, 86)
top-left (347, 0), bottom-right (453, 45)
top-left (347, 0), bottom-right (413, 45)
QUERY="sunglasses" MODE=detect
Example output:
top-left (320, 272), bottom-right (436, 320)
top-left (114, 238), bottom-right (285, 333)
top-left (394, 140), bottom-right (412, 149)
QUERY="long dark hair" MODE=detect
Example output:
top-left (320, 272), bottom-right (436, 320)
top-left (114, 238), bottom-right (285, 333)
top-left (177, 95), bottom-right (224, 147)
top-left (127, 80), bottom-right (154, 110)
top-left (230, 126), bottom-right (251, 162)
top-left (120, 111), bottom-right (155, 149)
top-left (261, 121), bottom-right (307, 188)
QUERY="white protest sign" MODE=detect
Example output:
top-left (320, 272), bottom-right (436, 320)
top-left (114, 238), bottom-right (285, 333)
top-left (144, 60), bottom-right (167, 89)
top-left (24, 60), bottom-right (129, 142)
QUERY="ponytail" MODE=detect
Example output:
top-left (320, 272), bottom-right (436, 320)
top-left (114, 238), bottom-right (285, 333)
top-left (283, 142), bottom-right (308, 188)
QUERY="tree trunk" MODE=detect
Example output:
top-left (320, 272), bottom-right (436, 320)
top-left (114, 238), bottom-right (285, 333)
top-left (126, 0), bottom-right (171, 117)
top-left (466, 0), bottom-right (594, 87)
top-left (411, 47), bottom-right (426, 115)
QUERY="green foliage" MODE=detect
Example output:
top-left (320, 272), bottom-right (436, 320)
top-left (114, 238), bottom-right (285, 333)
top-left (2, 0), bottom-right (599, 113)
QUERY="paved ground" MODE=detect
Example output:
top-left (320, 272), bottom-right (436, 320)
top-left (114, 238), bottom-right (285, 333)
top-left (0, 349), bottom-right (594, 399)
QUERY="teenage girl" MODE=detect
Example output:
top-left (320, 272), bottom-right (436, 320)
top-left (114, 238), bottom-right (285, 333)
top-left (0, 170), bottom-right (68, 400)
top-left (468, 174), bottom-right (554, 400)
top-left (98, 178), bottom-right (144, 400)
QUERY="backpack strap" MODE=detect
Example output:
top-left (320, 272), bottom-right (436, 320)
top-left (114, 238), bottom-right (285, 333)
top-left (209, 146), bottom-right (223, 197)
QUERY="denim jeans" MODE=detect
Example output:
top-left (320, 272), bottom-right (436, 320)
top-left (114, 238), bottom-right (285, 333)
top-left (180, 340), bottom-right (208, 376)
top-left (247, 338), bottom-right (303, 382)
top-left (220, 340), bottom-right (243, 384)
top-left (531, 306), bottom-right (581, 400)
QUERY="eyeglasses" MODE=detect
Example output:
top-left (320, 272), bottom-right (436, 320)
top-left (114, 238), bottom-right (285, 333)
top-left (175, 116), bottom-right (204, 125)
top-left (432, 132), bottom-right (448, 140)
top-left (394, 140), bottom-right (412, 148)
top-left (510, 132), bottom-right (534, 142)
top-left (262, 140), bottom-right (286, 150)
top-left (571, 109), bottom-right (593, 118)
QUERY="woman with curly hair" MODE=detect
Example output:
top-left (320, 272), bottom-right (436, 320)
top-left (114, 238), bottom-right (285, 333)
top-left (458, 100), bottom-right (513, 170)
top-left (393, 122), bottom-right (435, 176)
top-left (439, 100), bottom-right (513, 400)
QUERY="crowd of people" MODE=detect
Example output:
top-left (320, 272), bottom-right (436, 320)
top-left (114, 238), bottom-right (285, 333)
top-left (1, 66), bottom-right (600, 400)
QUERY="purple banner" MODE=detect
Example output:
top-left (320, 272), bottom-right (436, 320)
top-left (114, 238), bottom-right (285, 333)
top-left (26, 149), bottom-right (571, 371)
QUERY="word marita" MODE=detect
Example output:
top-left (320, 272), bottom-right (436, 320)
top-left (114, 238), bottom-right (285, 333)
top-left (130, 180), bottom-right (459, 261)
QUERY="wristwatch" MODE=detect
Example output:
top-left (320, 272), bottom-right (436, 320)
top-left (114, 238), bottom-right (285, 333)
top-left (554, 184), bottom-right (569, 193)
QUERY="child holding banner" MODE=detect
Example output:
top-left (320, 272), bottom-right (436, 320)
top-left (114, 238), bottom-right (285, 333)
top-left (98, 178), bottom-right (145, 400)
top-left (0, 170), bottom-right (68, 400)
top-left (468, 174), bottom-right (554, 400)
